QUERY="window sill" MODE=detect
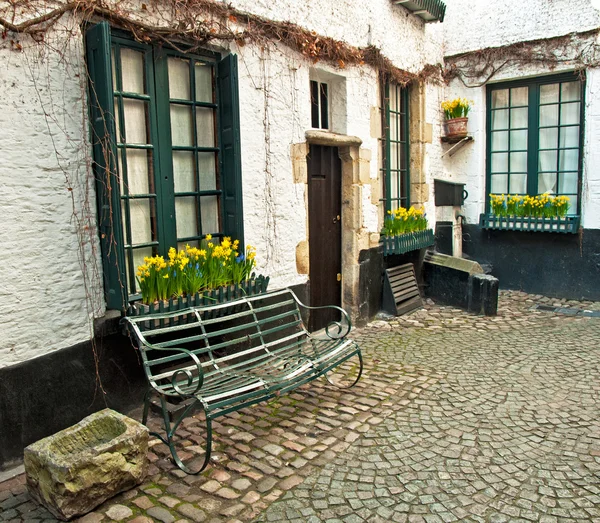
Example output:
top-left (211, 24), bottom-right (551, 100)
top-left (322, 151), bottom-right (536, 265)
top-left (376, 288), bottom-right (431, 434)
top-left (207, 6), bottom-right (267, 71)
top-left (479, 214), bottom-right (580, 234)
top-left (382, 229), bottom-right (435, 256)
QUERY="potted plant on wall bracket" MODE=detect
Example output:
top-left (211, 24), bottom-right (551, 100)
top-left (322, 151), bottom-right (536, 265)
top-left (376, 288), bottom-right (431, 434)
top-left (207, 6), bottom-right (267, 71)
top-left (441, 98), bottom-right (472, 140)
top-left (480, 194), bottom-right (580, 234)
top-left (381, 206), bottom-right (434, 256)
top-left (126, 236), bottom-right (270, 318)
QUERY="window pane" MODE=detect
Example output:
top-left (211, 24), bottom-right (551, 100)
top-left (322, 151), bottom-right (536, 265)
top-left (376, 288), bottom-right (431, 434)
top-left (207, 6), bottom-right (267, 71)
top-left (561, 82), bottom-right (580, 102)
top-left (126, 149), bottom-right (153, 195)
top-left (123, 99), bottom-right (148, 144)
top-left (538, 173), bottom-right (557, 194)
top-left (540, 104), bottom-right (559, 127)
top-left (559, 172), bottom-right (578, 194)
top-left (492, 109), bottom-right (509, 130)
top-left (510, 130), bottom-right (528, 150)
top-left (114, 97), bottom-right (122, 143)
top-left (492, 89), bottom-right (509, 108)
top-left (491, 152), bottom-right (508, 173)
top-left (198, 152), bottom-right (217, 190)
top-left (511, 87), bottom-right (528, 106)
top-left (196, 107), bottom-right (215, 147)
top-left (539, 128), bottom-right (558, 150)
top-left (168, 57), bottom-right (191, 100)
top-left (390, 142), bottom-right (398, 170)
top-left (389, 112), bottom-right (398, 141)
top-left (128, 199), bottom-right (154, 244)
top-left (121, 48), bottom-right (145, 94)
top-left (540, 83), bottom-right (559, 104)
top-left (131, 247), bottom-right (154, 294)
top-left (539, 150), bottom-right (557, 172)
top-left (560, 102), bottom-right (580, 125)
top-left (173, 151), bottom-right (196, 193)
top-left (195, 63), bottom-right (213, 102)
top-left (490, 174), bottom-right (508, 194)
top-left (560, 127), bottom-right (579, 148)
top-left (170, 104), bottom-right (193, 146)
top-left (510, 108), bottom-right (528, 129)
top-left (559, 149), bottom-right (579, 172)
top-left (200, 196), bottom-right (220, 233)
top-left (176, 196), bottom-right (198, 238)
top-left (491, 131), bottom-right (508, 151)
top-left (510, 152), bottom-right (527, 172)
top-left (509, 173), bottom-right (527, 194)
top-left (567, 196), bottom-right (578, 214)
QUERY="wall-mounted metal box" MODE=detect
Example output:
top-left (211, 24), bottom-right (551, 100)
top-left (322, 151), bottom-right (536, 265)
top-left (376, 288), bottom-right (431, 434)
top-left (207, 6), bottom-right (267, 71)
top-left (434, 179), bottom-right (468, 207)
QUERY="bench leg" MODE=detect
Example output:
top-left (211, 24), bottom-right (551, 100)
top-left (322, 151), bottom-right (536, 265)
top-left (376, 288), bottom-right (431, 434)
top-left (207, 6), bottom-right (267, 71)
top-left (140, 389), bottom-right (213, 474)
top-left (325, 349), bottom-right (363, 389)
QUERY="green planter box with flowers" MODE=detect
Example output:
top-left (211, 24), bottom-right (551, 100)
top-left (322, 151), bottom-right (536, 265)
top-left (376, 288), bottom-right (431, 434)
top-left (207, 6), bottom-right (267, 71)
top-left (381, 206), bottom-right (434, 256)
top-left (126, 235), bottom-right (269, 317)
top-left (481, 194), bottom-right (579, 234)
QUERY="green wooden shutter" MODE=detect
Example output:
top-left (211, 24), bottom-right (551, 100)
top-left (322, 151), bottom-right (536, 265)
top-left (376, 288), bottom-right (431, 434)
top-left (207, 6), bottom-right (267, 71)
top-left (217, 54), bottom-right (244, 244)
top-left (86, 22), bottom-right (127, 310)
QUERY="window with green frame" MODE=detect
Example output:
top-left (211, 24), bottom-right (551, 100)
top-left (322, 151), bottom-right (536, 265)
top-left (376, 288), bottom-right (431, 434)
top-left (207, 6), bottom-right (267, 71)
top-left (86, 22), bottom-right (243, 310)
top-left (383, 82), bottom-right (410, 211)
top-left (487, 73), bottom-right (584, 214)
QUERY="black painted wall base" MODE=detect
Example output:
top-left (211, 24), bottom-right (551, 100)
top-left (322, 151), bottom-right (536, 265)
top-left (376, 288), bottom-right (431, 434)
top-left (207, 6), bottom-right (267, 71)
top-left (0, 333), bottom-right (147, 471)
top-left (462, 225), bottom-right (600, 301)
top-left (357, 245), bottom-right (384, 325)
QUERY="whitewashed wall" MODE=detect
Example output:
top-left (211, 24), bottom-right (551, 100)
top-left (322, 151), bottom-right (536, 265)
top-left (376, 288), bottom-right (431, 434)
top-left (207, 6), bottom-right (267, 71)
top-left (0, 16), bottom-right (103, 369)
top-left (441, 0), bottom-right (600, 229)
top-left (444, 0), bottom-right (600, 56)
top-left (0, 0), bottom-right (444, 368)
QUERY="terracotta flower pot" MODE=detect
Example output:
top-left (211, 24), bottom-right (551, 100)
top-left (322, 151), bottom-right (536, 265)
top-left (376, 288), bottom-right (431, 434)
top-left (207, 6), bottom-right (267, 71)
top-left (444, 117), bottom-right (468, 139)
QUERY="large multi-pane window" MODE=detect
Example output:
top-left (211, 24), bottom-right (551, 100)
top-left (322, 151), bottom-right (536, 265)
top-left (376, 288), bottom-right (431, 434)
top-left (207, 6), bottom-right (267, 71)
top-left (87, 23), bottom-right (243, 309)
top-left (383, 82), bottom-right (410, 211)
top-left (487, 73), bottom-right (583, 213)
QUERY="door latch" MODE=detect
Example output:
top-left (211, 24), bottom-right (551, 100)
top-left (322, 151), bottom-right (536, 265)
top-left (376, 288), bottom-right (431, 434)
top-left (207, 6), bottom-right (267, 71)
top-left (336, 273), bottom-right (342, 282)
top-left (333, 214), bottom-right (340, 224)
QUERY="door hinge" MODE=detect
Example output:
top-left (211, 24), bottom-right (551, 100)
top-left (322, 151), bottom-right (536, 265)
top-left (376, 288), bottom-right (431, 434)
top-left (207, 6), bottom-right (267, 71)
top-left (336, 273), bottom-right (342, 282)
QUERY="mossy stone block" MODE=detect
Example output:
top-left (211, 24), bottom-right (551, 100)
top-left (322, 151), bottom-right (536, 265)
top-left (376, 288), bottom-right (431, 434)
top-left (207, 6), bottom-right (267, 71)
top-left (24, 408), bottom-right (148, 520)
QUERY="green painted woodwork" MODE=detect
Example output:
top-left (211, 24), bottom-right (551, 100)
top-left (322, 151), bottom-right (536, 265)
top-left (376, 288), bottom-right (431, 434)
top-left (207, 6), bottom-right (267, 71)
top-left (86, 23), bottom-right (244, 308)
top-left (85, 22), bottom-right (127, 310)
top-left (218, 54), bottom-right (245, 246)
top-left (486, 73), bottom-right (584, 215)
top-left (393, 0), bottom-right (446, 23)
top-left (382, 229), bottom-right (435, 256)
top-left (480, 213), bottom-right (580, 234)
top-left (383, 82), bottom-right (410, 212)
top-left (123, 288), bottom-right (363, 474)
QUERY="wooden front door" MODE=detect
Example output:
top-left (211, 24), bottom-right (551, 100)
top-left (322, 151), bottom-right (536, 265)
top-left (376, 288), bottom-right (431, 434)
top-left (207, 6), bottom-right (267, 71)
top-left (307, 145), bottom-right (342, 332)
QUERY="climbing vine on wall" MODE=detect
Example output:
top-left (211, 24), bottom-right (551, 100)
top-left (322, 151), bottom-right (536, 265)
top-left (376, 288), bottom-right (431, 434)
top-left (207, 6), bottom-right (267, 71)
top-left (444, 28), bottom-right (600, 87)
top-left (0, 0), bottom-right (443, 86)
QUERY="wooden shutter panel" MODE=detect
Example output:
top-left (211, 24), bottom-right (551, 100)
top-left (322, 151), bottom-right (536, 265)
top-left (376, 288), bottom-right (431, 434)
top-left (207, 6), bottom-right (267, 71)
top-left (217, 54), bottom-right (244, 244)
top-left (85, 22), bottom-right (127, 310)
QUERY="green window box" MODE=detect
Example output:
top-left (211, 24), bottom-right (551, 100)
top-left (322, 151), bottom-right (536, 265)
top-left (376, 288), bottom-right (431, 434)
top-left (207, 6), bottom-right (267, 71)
top-left (480, 213), bottom-right (580, 234)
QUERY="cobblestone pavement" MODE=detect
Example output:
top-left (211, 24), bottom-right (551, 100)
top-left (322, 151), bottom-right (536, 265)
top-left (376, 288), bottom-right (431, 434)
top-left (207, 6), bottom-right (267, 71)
top-left (1, 291), bottom-right (600, 523)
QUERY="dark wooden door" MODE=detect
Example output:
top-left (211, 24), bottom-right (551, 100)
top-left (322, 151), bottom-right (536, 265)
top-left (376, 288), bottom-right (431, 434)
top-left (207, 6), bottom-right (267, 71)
top-left (307, 145), bottom-right (342, 332)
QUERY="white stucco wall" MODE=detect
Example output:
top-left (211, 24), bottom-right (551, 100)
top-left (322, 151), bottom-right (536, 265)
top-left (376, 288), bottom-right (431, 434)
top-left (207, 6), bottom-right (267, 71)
top-left (0, 0), bottom-right (444, 368)
top-left (444, 0), bottom-right (600, 56)
top-left (0, 17), bottom-right (103, 368)
top-left (441, 0), bottom-right (600, 230)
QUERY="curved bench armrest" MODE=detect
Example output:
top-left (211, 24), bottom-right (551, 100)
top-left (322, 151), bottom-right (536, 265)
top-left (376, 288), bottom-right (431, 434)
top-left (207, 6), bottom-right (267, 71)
top-left (147, 344), bottom-right (205, 398)
top-left (288, 292), bottom-right (352, 340)
top-left (122, 317), bottom-right (205, 397)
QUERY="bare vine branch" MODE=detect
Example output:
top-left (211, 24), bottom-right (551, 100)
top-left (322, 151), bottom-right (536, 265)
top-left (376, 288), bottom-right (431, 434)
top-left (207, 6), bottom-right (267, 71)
top-left (0, 0), bottom-right (443, 86)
